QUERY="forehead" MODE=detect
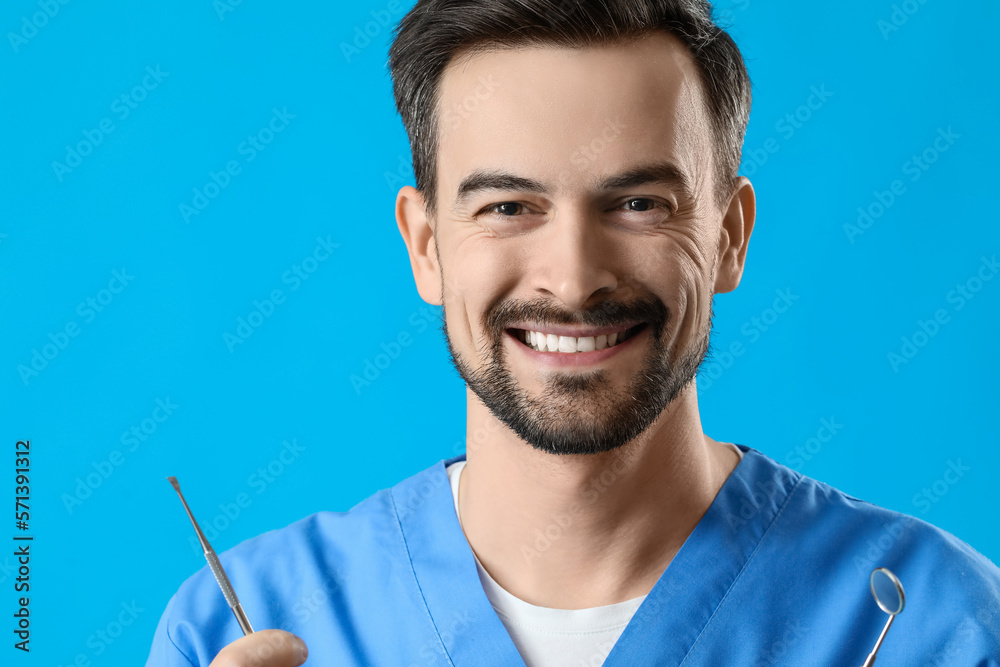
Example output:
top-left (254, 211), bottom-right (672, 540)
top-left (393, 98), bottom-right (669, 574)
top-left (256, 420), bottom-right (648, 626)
top-left (435, 32), bottom-right (713, 200)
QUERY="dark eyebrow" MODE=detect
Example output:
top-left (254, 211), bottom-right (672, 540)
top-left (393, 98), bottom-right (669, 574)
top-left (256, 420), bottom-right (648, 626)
top-left (596, 161), bottom-right (693, 199)
top-left (455, 170), bottom-right (548, 208)
top-left (452, 161), bottom-right (694, 209)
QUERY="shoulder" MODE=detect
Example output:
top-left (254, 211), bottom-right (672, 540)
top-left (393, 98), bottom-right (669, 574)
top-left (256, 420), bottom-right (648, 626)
top-left (182, 454), bottom-right (457, 586)
top-left (148, 460), bottom-right (451, 665)
top-left (745, 449), bottom-right (1000, 655)
top-left (172, 481), bottom-right (408, 610)
top-left (783, 458), bottom-right (998, 580)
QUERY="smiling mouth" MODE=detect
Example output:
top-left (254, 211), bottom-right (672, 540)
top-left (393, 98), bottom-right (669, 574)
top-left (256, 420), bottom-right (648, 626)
top-left (508, 323), bottom-right (647, 353)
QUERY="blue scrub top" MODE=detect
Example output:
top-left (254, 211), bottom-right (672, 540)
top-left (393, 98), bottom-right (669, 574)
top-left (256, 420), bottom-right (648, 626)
top-left (146, 447), bottom-right (1000, 665)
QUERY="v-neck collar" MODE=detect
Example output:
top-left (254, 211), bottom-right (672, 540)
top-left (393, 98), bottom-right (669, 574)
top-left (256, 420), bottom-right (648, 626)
top-left (390, 447), bottom-right (802, 666)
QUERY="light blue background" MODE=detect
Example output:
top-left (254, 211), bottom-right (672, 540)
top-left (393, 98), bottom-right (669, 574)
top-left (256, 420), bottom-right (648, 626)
top-left (1, 0), bottom-right (997, 663)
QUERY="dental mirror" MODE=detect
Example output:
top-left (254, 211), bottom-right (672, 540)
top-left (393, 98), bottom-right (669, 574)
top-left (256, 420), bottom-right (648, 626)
top-left (871, 568), bottom-right (905, 615)
top-left (861, 567), bottom-right (906, 667)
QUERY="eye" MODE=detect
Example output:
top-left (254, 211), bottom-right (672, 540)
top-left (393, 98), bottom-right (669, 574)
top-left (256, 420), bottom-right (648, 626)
top-left (622, 198), bottom-right (662, 212)
top-left (484, 202), bottom-right (525, 216)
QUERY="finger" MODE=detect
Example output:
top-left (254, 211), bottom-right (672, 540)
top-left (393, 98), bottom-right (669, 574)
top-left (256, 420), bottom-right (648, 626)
top-left (209, 629), bottom-right (308, 667)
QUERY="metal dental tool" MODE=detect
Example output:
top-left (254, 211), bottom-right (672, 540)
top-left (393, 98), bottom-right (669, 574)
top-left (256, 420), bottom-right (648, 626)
top-left (861, 567), bottom-right (906, 667)
top-left (167, 476), bottom-right (255, 636)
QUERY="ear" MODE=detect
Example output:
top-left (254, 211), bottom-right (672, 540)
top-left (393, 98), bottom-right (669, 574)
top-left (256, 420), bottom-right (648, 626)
top-left (396, 185), bottom-right (443, 305)
top-left (713, 177), bottom-right (756, 294)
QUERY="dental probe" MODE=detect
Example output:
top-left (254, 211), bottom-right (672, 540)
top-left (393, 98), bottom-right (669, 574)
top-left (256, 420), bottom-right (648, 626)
top-left (167, 476), bottom-right (255, 636)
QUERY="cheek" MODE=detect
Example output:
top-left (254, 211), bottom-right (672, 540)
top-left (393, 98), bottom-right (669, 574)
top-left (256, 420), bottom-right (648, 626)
top-left (449, 236), bottom-right (524, 299)
top-left (623, 233), bottom-right (707, 296)
top-left (667, 263), bottom-right (713, 353)
top-left (442, 235), bottom-right (524, 345)
top-left (621, 235), bottom-right (712, 345)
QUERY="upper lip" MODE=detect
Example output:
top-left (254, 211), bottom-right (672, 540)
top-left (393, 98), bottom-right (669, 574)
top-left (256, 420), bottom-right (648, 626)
top-left (505, 321), bottom-right (645, 338)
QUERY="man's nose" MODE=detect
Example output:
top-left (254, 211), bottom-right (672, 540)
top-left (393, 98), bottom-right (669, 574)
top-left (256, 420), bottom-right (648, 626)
top-left (531, 210), bottom-right (618, 309)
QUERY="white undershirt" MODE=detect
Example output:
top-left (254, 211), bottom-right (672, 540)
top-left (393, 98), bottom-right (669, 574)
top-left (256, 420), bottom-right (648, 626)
top-left (445, 443), bottom-right (743, 666)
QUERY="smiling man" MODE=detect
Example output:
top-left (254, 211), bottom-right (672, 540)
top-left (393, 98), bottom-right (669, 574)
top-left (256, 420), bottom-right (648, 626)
top-left (147, 1), bottom-right (1000, 666)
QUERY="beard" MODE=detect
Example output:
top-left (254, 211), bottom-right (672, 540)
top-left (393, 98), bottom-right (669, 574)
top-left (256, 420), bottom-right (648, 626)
top-left (443, 293), bottom-right (711, 456)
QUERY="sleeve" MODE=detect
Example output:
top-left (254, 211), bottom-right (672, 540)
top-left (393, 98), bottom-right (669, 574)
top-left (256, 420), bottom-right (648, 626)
top-left (145, 594), bottom-right (200, 667)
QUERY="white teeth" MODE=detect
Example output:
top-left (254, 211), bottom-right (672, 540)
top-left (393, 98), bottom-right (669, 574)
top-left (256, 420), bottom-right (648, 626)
top-left (557, 336), bottom-right (577, 353)
top-left (521, 329), bottom-right (630, 353)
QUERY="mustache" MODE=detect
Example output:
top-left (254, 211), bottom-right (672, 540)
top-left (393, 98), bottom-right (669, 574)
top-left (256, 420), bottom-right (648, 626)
top-left (483, 295), bottom-right (670, 344)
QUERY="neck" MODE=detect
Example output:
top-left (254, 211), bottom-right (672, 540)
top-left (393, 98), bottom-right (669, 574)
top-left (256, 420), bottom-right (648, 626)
top-left (458, 382), bottom-right (739, 609)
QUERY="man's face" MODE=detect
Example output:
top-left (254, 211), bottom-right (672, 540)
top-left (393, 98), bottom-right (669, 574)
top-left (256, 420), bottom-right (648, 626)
top-left (425, 33), bottom-right (734, 455)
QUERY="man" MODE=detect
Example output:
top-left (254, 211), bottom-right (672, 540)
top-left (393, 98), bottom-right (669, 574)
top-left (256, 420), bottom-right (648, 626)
top-left (147, 1), bottom-right (1000, 665)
